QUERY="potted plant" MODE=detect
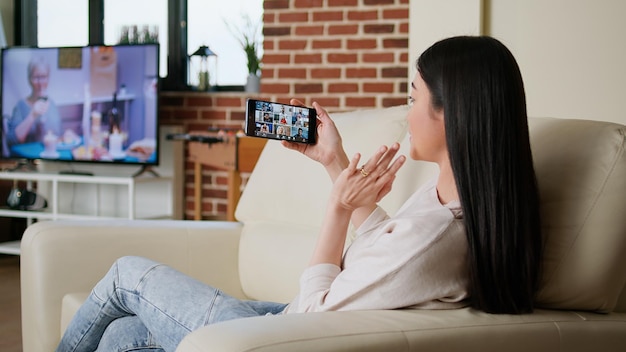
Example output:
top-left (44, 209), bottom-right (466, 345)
top-left (226, 14), bottom-right (262, 92)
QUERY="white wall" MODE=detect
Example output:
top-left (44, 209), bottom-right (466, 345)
top-left (408, 0), bottom-right (482, 80)
top-left (486, 0), bottom-right (626, 124)
top-left (409, 0), bottom-right (626, 125)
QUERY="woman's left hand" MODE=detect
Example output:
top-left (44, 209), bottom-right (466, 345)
top-left (330, 142), bottom-right (406, 211)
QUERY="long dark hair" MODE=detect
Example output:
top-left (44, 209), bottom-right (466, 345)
top-left (417, 36), bottom-right (542, 314)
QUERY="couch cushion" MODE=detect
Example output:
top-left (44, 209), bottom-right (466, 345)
top-left (530, 117), bottom-right (626, 312)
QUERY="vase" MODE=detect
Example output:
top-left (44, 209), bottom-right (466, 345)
top-left (245, 73), bottom-right (260, 93)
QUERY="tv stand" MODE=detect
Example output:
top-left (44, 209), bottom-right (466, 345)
top-left (132, 165), bottom-right (160, 178)
top-left (0, 170), bottom-right (175, 255)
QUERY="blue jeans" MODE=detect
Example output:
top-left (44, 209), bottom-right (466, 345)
top-left (56, 256), bottom-right (288, 352)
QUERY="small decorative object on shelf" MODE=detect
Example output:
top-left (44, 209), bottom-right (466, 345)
top-left (225, 14), bottom-right (263, 93)
top-left (6, 187), bottom-right (47, 211)
top-left (189, 45), bottom-right (217, 91)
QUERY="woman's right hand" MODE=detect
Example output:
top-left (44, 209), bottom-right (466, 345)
top-left (330, 144), bottom-right (405, 211)
top-left (32, 99), bottom-right (49, 118)
top-left (281, 99), bottom-right (349, 177)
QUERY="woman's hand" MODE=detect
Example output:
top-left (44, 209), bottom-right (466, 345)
top-left (281, 100), bottom-right (348, 179)
top-left (32, 99), bottom-right (49, 118)
top-left (330, 143), bottom-right (406, 211)
top-left (308, 143), bottom-right (405, 267)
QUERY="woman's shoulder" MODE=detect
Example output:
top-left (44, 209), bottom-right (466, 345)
top-left (12, 99), bottom-right (30, 115)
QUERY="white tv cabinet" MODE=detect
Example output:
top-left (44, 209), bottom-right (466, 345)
top-left (0, 171), bottom-right (174, 220)
top-left (0, 125), bottom-right (185, 255)
top-left (0, 171), bottom-right (174, 255)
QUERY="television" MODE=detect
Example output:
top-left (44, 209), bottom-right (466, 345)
top-left (0, 43), bottom-right (159, 171)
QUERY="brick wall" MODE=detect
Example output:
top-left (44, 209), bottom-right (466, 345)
top-left (161, 0), bottom-right (410, 220)
top-left (262, 0), bottom-right (410, 109)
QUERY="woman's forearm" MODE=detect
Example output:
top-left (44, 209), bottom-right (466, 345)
top-left (324, 151), bottom-right (350, 182)
top-left (309, 200), bottom-right (352, 267)
top-left (349, 204), bottom-right (378, 230)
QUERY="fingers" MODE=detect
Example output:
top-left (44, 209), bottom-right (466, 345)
top-left (348, 152), bottom-right (362, 173)
top-left (281, 140), bottom-right (307, 153)
top-left (359, 142), bottom-right (402, 178)
top-left (289, 99), bottom-right (333, 128)
top-left (376, 176), bottom-right (395, 202)
top-left (383, 155), bottom-right (406, 179)
top-left (312, 101), bottom-right (333, 126)
top-left (289, 99), bottom-right (329, 120)
top-left (289, 99), bottom-right (305, 107)
top-left (371, 154), bottom-right (405, 188)
top-left (33, 101), bottom-right (48, 116)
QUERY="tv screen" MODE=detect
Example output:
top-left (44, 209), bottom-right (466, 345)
top-left (1, 43), bottom-right (159, 166)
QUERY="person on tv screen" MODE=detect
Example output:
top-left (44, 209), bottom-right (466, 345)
top-left (5, 57), bottom-right (62, 148)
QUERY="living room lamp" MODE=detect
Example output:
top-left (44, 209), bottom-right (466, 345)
top-left (189, 45), bottom-right (217, 91)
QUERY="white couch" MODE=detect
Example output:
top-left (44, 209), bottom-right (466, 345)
top-left (21, 106), bottom-right (626, 351)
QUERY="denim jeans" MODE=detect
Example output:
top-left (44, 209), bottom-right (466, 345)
top-left (56, 256), bottom-right (288, 352)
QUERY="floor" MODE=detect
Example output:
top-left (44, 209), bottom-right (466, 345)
top-left (0, 254), bottom-right (22, 352)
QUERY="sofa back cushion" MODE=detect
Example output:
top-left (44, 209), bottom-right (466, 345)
top-left (237, 106), bottom-right (626, 313)
top-left (530, 117), bottom-right (626, 312)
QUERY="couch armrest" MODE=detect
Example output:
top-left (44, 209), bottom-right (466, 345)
top-left (20, 219), bottom-right (244, 352)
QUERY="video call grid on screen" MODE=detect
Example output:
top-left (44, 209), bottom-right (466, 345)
top-left (253, 101), bottom-right (310, 142)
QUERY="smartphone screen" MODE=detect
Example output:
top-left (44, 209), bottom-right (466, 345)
top-left (245, 99), bottom-right (317, 144)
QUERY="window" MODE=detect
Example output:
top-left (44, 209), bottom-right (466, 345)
top-left (102, 0), bottom-right (168, 78)
top-left (188, 0), bottom-right (263, 86)
top-left (37, 0), bottom-right (87, 47)
top-left (22, 0), bottom-right (263, 90)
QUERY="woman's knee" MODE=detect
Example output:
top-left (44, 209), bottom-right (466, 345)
top-left (94, 256), bottom-right (163, 296)
top-left (114, 256), bottom-right (159, 272)
top-left (114, 256), bottom-right (163, 287)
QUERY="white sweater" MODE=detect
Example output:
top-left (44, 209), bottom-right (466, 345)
top-left (285, 179), bottom-right (469, 313)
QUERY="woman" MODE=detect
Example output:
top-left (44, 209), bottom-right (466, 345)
top-left (6, 56), bottom-right (62, 147)
top-left (56, 36), bottom-right (542, 351)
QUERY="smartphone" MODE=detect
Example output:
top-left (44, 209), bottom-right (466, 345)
top-left (245, 99), bottom-right (317, 144)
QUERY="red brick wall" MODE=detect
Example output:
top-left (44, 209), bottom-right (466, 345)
top-left (262, 0), bottom-right (410, 109)
top-left (161, 0), bottom-right (410, 220)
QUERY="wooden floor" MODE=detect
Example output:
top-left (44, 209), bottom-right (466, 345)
top-left (0, 255), bottom-right (22, 352)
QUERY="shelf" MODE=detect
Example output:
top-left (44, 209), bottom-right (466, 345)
top-left (0, 208), bottom-right (56, 220)
top-left (0, 171), bottom-right (169, 185)
top-left (0, 208), bottom-right (170, 221)
top-left (0, 171), bottom-right (175, 255)
top-left (0, 241), bottom-right (21, 255)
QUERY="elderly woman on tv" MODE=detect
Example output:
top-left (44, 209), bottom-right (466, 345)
top-left (6, 56), bottom-right (62, 147)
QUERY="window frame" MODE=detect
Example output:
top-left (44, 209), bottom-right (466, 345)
top-left (16, 0), bottom-right (189, 91)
